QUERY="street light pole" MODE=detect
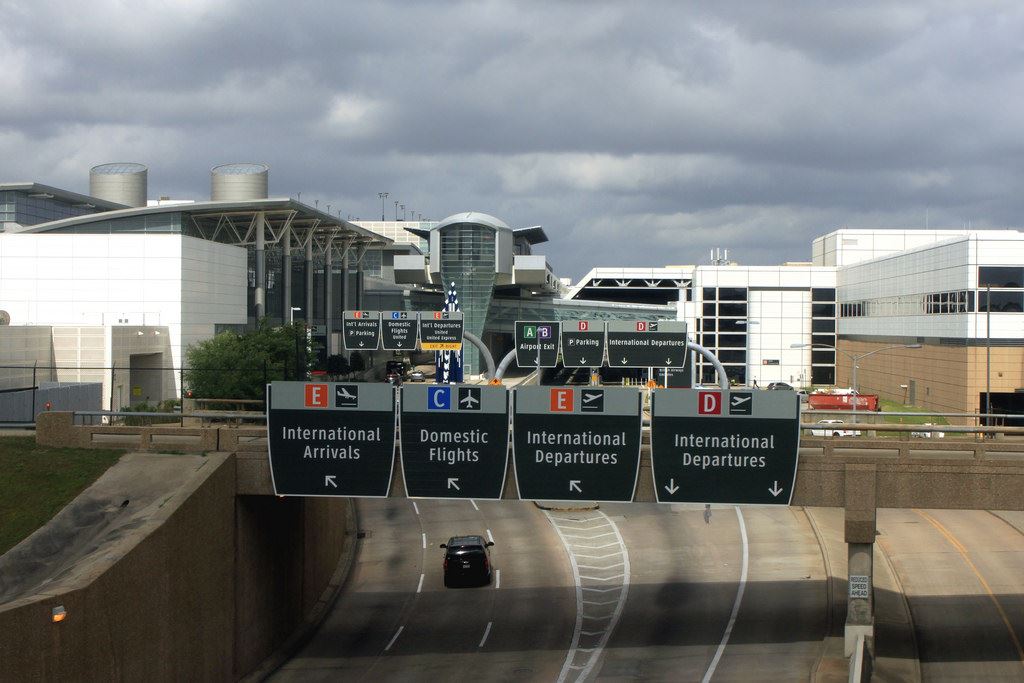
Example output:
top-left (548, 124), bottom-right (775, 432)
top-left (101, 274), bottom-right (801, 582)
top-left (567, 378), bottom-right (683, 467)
top-left (791, 342), bottom-right (921, 424)
top-left (378, 192), bottom-right (388, 221)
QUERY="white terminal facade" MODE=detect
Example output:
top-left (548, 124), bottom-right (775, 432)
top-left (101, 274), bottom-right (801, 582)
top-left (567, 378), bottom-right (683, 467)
top-left (1, 163), bottom-right (1022, 421)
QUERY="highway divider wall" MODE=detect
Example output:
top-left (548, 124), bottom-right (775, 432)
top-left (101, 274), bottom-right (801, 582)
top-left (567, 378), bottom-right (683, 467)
top-left (1, 423), bottom-right (357, 681)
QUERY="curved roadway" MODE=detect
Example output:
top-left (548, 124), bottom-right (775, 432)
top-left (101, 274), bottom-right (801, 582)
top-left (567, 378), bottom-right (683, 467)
top-left (273, 503), bottom-right (1024, 682)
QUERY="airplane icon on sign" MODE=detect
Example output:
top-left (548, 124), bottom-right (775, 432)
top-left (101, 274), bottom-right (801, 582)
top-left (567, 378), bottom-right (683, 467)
top-left (580, 390), bottom-right (604, 412)
top-left (461, 393), bottom-right (479, 408)
top-left (457, 387), bottom-right (482, 411)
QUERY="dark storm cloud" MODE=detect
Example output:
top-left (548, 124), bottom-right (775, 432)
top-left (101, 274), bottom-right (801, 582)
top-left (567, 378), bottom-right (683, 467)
top-left (2, 0), bottom-right (1022, 278)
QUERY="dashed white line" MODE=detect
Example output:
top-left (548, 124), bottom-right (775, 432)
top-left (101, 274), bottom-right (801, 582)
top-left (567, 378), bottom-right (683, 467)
top-left (701, 507), bottom-right (749, 683)
top-left (416, 573), bottom-right (424, 594)
top-left (478, 621), bottom-right (493, 648)
top-left (412, 501), bottom-right (420, 515)
top-left (579, 574), bottom-right (625, 581)
top-left (577, 562), bottom-right (625, 570)
top-left (494, 569), bottom-right (501, 589)
top-left (384, 625), bottom-right (404, 651)
top-left (470, 499), bottom-right (480, 511)
top-left (487, 528), bottom-right (495, 544)
top-left (421, 532), bottom-right (427, 549)
top-left (563, 531), bottom-right (616, 540)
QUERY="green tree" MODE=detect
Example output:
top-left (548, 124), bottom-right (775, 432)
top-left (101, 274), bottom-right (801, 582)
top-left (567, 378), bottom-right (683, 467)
top-left (326, 354), bottom-right (351, 379)
top-left (349, 351), bottom-right (367, 375)
top-left (183, 320), bottom-right (314, 399)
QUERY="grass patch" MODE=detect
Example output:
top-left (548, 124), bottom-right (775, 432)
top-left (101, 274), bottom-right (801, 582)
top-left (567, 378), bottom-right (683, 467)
top-left (0, 437), bottom-right (123, 556)
top-left (878, 399), bottom-right (949, 425)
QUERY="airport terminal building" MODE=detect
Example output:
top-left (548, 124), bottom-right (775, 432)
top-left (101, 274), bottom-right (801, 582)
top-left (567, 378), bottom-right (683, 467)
top-left (1, 162), bottom-right (1022, 419)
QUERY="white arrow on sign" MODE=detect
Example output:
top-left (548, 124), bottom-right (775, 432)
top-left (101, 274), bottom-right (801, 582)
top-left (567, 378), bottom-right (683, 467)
top-left (569, 480), bottom-right (582, 493)
top-left (620, 357), bottom-right (628, 365)
top-left (665, 358), bottom-right (672, 365)
top-left (447, 477), bottom-right (461, 491)
top-left (325, 475), bottom-right (338, 488)
top-left (664, 478), bottom-right (679, 494)
top-left (578, 357), bottom-right (587, 365)
top-left (769, 481), bottom-right (783, 497)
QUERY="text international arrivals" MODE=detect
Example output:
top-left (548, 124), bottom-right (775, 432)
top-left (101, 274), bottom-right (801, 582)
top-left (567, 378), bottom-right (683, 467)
top-left (280, 426), bottom-right (383, 460)
top-left (527, 430), bottom-right (628, 467)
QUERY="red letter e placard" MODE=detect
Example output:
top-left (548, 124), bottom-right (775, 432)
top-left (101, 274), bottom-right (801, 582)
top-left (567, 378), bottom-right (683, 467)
top-left (305, 383), bottom-right (329, 407)
top-left (550, 388), bottom-right (574, 412)
top-left (698, 391), bottom-right (721, 415)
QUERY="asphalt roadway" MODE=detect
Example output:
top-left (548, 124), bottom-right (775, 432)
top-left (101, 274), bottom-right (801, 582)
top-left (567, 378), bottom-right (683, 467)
top-left (272, 502), bottom-right (1024, 682)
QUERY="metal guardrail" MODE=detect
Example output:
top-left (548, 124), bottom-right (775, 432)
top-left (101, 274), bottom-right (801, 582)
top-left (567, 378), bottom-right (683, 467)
top-left (73, 410), bottom-right (266, 426)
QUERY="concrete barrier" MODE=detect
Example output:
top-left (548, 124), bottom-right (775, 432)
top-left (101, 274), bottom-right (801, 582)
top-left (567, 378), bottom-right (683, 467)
top-left (0, 451), bottom-right (357, 681)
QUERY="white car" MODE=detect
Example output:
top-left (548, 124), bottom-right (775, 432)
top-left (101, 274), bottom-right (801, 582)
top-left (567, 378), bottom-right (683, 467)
top-left (910, 423), bottom-right (945, 438)
top-left (810, 419), bottom-right (861, 437)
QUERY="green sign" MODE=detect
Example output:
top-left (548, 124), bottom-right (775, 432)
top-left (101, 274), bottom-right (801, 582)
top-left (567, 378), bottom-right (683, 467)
top-left (650, 389), bottom-right (800, 505)
top-left (400, 384), bottom-right (509, 499)
top-left (513, 386), bottom-right (642, 502)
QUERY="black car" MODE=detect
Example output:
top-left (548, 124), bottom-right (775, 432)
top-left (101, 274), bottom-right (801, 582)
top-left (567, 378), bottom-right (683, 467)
top-left (441, 535), bottom-right (494, 587)
top-left (766, 381), bottom-right (795, 390)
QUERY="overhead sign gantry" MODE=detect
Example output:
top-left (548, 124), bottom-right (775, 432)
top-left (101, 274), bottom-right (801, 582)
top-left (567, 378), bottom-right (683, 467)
top-left (343, 311), bottom-right (381, 351)
top-left (560, 320), bottom-right (606, 367)
top-left (400, 384), bottom-right (509, 499)
top-left (650, 389), bottom-right (800, 505)
top-left (513, 386), bottom-right (642, 502)
top-left (266, 381), bottom-right (396, 497)
top-left (381, 311), bottom-right (418, 351)
top-left (606, 320), bottom-right (688, 368)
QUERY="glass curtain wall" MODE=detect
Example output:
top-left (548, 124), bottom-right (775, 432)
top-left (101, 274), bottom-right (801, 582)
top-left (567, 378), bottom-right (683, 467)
top-left (438, 223), bottom-right (497, 374)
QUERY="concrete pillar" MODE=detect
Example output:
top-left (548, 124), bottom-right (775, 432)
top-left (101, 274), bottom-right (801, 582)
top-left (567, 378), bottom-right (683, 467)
top-left (342, 252), bottom-right (351, 312)
top-left (844, 463), bottom-right (877, 658)
top-left (305, 238), bottom-right (314, 325)
top-left (355, 245), bottom-right (366, 309)
top-left (254, 211), bottom-right (266, 320)
top-left (282, 226), bottom-right (292, 322)
top-left (325, 239), bottom-right (334, 355)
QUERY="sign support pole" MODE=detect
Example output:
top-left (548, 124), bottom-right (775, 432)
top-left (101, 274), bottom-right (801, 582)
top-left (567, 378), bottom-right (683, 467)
top-left (687, 341), bottom-right (729, 390)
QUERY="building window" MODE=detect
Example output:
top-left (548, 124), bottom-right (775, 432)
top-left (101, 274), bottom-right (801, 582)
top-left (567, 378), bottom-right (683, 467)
top-left (812, 303), bottom-right (835, 318)
top-left (979, 290), bottom-right (1024, 313)
top-left (718, 287), bottom-right (746, 301)
top-left (717, 302), bottom-right (747, 317)
top-left (979, 266), bottom-right (1024, 288)
top-left (702, 287), bottom-right (716, 300)
top-left (812, 288), bottom-right (836, 302)
top-left (717, 334), bottom-right (746, 348)
top-left (812, 318), bottom-right (836, 333)
top-left (811, 366), bottom-right (835, 384)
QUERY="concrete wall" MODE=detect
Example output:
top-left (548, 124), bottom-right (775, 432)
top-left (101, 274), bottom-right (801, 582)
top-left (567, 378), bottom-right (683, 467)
top-left (0, 446), bottom-right (355, 681)
top-left (0, 325), bottom-right (54, 389)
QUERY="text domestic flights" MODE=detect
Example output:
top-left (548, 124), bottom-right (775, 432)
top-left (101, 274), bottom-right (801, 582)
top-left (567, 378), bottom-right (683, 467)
top-left (382, 311), bottom-right (418, 351)
top-left (343, 311), bottom-right (381, 351)
top-left (400, 384), bottom-right (509, 499)
top-left (606, 320), bottom-right (687, 367)
top-left (515, 321), bottom-right (560, 368)
top-left (560, 320), bottom-right (606, 368)
top-left (650, 389), bottom-right (800, 505)
top-left (266, 382), bottom-right (396, 497)
top-left (513, 386), bottom-right (642, 502)
top-left (419, 311), bottom-right (464, 351)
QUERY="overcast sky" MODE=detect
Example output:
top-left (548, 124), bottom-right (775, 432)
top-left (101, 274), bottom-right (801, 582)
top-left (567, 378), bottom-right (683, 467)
top-left (3, 1), bottom-right (1022, 278)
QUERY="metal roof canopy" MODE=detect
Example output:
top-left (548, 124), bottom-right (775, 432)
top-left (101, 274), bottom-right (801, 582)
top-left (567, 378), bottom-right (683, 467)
top-left (0, 182), bottom-right (128, 211)
top-left (18, 198), bottom-right (391, 261)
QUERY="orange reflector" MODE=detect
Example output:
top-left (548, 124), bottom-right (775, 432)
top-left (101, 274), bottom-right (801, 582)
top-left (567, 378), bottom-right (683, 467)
top-left (52, 606), bottom-right (66, 623)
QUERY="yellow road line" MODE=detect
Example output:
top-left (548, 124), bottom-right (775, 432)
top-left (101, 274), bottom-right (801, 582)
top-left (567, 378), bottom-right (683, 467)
top-left (914, 509), bottom-right (1024, 666)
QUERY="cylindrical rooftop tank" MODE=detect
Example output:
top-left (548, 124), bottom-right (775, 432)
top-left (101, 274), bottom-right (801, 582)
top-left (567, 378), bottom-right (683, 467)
top-left (211, 163), bottom-right (269, 201)
top-left (89, 162), bottom-right (148, 207)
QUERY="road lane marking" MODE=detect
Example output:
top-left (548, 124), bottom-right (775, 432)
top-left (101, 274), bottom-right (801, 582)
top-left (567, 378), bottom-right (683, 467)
top-left (384, 625), bottom-right (404, 651)
top-left (478, 621), bottom-right (492, 648)
top-left (421, 532), bottom-right (426, 549)
top-left (494, 569), bottom-right (500, 589)
top-left (548, 510), bottom-right (630, 683)
top-left (416, 573), bottom-right (424, 594)
top-left (412, 501), bottom-right (419, 515)
top-left (471, 499), bottom-right (479, 511)
top-left (701, 507), bottom-right (748, 683)
top-left (487, 528), bottom-right (495, 543)
top-left (916, 509), bottom-right (1024, 665)
top-left (577, 562), bottom-right (625, 570)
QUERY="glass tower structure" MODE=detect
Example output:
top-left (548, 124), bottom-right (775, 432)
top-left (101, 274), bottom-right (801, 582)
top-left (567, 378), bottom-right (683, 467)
top-left (438, 222), bottom-right (497, 374)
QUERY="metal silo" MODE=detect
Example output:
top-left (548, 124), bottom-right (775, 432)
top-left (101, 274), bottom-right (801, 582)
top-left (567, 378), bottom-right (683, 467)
top-left (89, 162), bottom-right (148, 207)
top-left (211, 163), bottom-right (269, 201)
